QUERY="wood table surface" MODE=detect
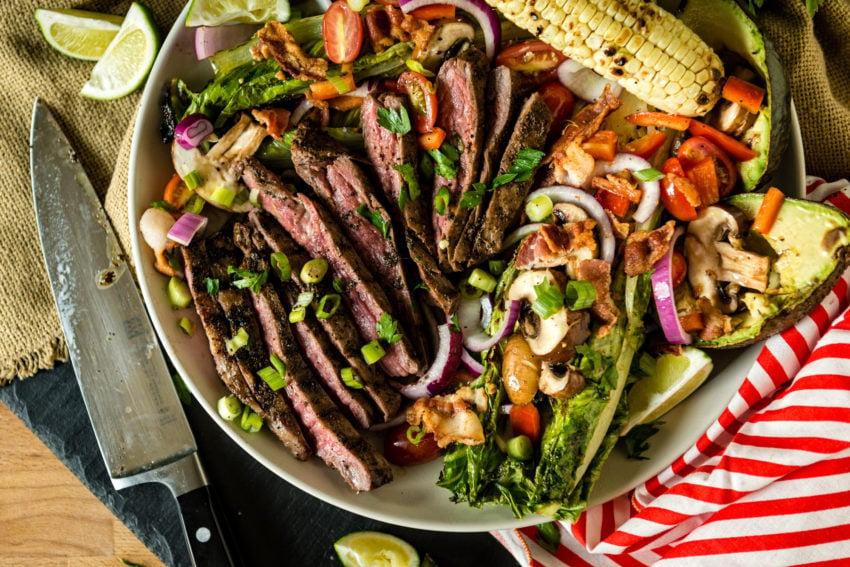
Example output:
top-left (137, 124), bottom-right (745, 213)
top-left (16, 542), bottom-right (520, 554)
top-left (0, 401), bottom-right (165, 567)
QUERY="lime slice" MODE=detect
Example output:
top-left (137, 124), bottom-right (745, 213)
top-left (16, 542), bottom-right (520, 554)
top-left (185, 0), bottom-right (291, 26)
top-left (80, 2), bottom-right (159, 100)
top-left (34, 8), bottom-right (123, 61)
top-left (622, 347), bottom-right (714, 434)
top-left (334, 531), bottom-right (420, 567)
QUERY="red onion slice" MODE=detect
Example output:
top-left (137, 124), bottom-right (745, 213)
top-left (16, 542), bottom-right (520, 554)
top-left (526, 186), bottom-right (616, 264)
top-left (557, 59), bottom-right (623, 102)
top-left (195, 24), bottom-right (257, 60)
top-left (463, 299), bottom-right (521, 352)
top-left (399, 323), bottom-right (463, 399)
top-left (166, 212), bottom-right (208, 246)
top-left (650, 226), bottom-right (691, 345)
top-left (397, 0), bottom-right (501, 60)
top-left (593, 153), bottom-right (660, 224)
top-left (460, 348), bottom-right (484, 377)
top-left (175, 114), bottom-right (214, 150)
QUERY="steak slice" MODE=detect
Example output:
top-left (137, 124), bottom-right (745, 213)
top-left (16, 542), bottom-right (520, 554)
top-left (291, 124), bottom-right (425, 371)
top-left (232, 223), bottom-right (393, 491)
top-left (241, 157), bottom-right (421, 377)
top-left (404, 228), bottom-right (459, 315)
top-left (249, 210), bottom-right (402, 422)
top-left (431, 47), bottom-right (488, 271)
top-left (472, 92), bottom-right (553, 262)
top-left (451, 66), bottom-right (524, 267)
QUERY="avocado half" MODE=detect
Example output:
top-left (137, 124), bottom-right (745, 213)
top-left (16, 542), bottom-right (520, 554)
top-left (695, 194), bottom-right (850, 348)
top-left (678, 0), bottom-right (791, 192)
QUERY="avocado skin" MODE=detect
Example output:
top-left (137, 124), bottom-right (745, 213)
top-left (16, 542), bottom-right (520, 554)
top-left (694, 195), bottom-right (850, 348)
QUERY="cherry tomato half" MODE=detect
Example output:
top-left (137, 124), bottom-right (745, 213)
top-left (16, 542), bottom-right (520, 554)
top-left (677, 136), bottom-right (737, 199)
top-left (537, 80), bottom-right (575, 137)
top-left (322, 0), bottom-right (364, 64)
top-left (660, 157), bottom-right (700, 222)
top-left (670, 250), bottom-right (687, 289)
top-left (397, 71), bottom-right (438, 134)
top-left (495, 40), bottom-right (566, 86)
top-left (383, 423), bottom-right (442, 466)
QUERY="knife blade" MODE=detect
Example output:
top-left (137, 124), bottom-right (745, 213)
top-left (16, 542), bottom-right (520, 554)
top-left (29, 97), bottom-right (238, 567)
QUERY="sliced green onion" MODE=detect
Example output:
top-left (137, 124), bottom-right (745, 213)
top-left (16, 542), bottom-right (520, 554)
top-left (183, 170), bottom-right (203, 190)
top-left (565, 280), bottom-right (597, 310)
top-left (525, 194), bottom-right (553, 222)
top-left (506, 434), bottom-right (533, 460)
top-left (633, 167), bottom-right (665, 183)
top-left (225, 327), bottom-right (250, 355)
top-left (328, 73), bottom-right (353, 95)
top-left (333, 278), bottom-right (345, 293)
top-left (150, 199), bottom-right (176, 213)
top-left (204, 277), bottom-right (219, 295)
top-left (270, 353), bottom-right (286, 377)
top-left (289, 307), bottom-right (307, 323)
top-left (532, 280), bottom-right (565, 319)
top-left (488, 260), bottom-right (507, 276)
top-left (289, 291), bottom-right (314, 323)
top-left (209, 186), bottom-right (237, 208)
top-left (270, 252), bottom-right (291, 281)
top-left (182, 194), bottom-right (205, 214)
top-left (217, 394), bottom-right (242, 421)
top-left (405, 58), bottom-right (434, 77)
top-left (294, 291), bottom-right (314, 308)
top-left (300, 257), bottom-right (328, 284)
top-left (406, 424), bottom-right (427, 445)
top-left (257, 363), bottom-right (287, 391)
top-left (316, 293), bottom-right (341, 319)
top-left (458, 277), bottom-right (483, 300)
top-left (240, 405), bottom-right (264, 433)
top-left (361, 340), bottom-right (386, 365)
top-left (434, 186), bottom-right (450, 216)
top-left (177, 317), bottom-right (194, 335)
top-left (340, 367), bottom-right (363, 389)
top-left (167, 276), bottom-right (193, 309)
top-left (467, 268), bottom-right (497, 294)
top-left (346, 0), bottom-right (369, 11)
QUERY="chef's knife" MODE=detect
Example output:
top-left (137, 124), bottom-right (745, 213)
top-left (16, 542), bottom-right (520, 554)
top-left (29, 97), bottom-right (238, 567)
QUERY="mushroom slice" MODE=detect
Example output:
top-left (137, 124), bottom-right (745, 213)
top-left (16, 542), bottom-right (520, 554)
top-left (716, 242), bottom-right (769, 291)
top-left (418, 21), bottom-right (475, 71)
top-left (538, 364), bottom-right (585, 400)
top-left (507, 270), bottom-right (574, 357)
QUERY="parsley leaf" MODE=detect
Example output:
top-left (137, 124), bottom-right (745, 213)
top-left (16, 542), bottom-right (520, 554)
top-left (204, 277), bottom-right (220, 295)
top-left (227, 266), bottom-right (268, 292)
top-left (459, 182), bottom-right (489, 208)
top-left (434, 186), bottom-right (450, 216)
top-left (376, 313), bottom-right (403, 344)
top-left (356, 204), bottom-right (390, 238)
top-left (394, 162), bottom-right (421, 201)
top-left (377, 106), bottom-right (411, 135)
top-left (427, 145), bottom-right (459, 179)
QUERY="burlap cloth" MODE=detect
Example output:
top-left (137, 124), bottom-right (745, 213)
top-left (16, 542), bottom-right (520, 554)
top-left (1, 0), bottom-right (848, 383)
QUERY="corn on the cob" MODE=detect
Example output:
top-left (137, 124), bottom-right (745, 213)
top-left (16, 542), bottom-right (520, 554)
top-left (488, 0), bottom-right (724, 116)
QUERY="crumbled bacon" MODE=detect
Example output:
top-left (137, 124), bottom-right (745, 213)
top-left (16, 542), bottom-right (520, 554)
top-left (576, 258), bottom-right (619, 337)
top-left (406, 387), bottom-right (486, 448)
top-left (252, 21), bottom-right (328, 81)
top-left (515, 220), bottom-right (598, 275)
top-left (606, 210), bottom-right (632, 240)
top-left (364, 5), bottom-right (434, 55)
top-left (592, 173), bottom-right (642, 204)
top-left (623, 220), bottom-right (677, 277)
top-left (696, 296), bottom-right (732, 341)
top-left (251, 107), bottom-right (291, 140)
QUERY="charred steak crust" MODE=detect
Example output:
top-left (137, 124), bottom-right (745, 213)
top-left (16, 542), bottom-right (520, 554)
top-left (451, 66), bottom-right (525, 267)
top-left (241, 157), bottom-right (421, 378)
top-left (472, 92), bottom-right (554, 262)
top-left (431, 47), bottom-right (488, 271)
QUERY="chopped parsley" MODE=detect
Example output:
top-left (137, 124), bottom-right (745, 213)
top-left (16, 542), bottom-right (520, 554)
top-left (356, 204), bottom-right (390, 238)
top-left (376, 312), bottom-right (403, 344)
top-left (459, 148), bottom-right (545, 208)
top-left (377, 105), bottom-right (411, 135)
top-left (204, 277), bottom-right (220, 295)
top-left (227, 266), bottom-right (268, 293)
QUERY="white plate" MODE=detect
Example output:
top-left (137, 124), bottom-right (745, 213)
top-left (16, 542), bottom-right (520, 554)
top-left (128, 3), bottom-right (806, 532)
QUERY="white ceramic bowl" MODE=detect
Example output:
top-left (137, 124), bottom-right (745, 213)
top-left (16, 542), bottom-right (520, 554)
top-left (128, 3), bottom-right (806, 531)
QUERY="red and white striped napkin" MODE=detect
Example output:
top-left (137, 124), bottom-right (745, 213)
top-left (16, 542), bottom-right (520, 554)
top-left (493, 177), bottom-right (850, 565)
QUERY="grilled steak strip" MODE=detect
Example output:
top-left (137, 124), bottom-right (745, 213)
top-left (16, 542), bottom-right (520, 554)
top-left (250, 210), bottom-right (402, 421)
top-left (472, 92), bottom-right (553, 262)
top-left (431, 47), bottom-right (488, 271)
top-left (360, 92), bottom-right (459, 314)
top-left (451, 66), bottom-right (525, 267)
top-left (241, 157), bottom-right (421, 377)
top-left (290, 124), bottom-right (426, 371)
top-left (217, 287), bottom-right (313, 460)
top-left (232, 224), bottom-right (393, 491)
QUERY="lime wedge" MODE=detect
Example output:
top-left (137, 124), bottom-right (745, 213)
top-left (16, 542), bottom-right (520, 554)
top-left (622, 347), bottom-right (714, 434)
top-left (185, 0), bottom-right (290, 26)
top-left (334, 531), bottom-right (420, 567)
top-left (35, 8), bottom-right (123, 61)
top-left (80, 2), bottom-right (159, 100)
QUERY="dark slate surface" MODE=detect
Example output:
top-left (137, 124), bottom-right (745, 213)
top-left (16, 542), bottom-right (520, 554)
top-left (0, 363), bottom-right (520, 567)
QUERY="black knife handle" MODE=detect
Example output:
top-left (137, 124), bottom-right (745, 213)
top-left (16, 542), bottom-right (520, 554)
top-left (176, 485), bottom-right (240, 567)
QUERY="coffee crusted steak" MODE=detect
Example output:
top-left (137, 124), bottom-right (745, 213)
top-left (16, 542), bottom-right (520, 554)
top-left (245, 214), bottom-right (402, 424)
top-left (472, 92), bottom-right (553, 262)
top-left (451, 66), bottom-right (525, 267)
top-left (360, 93), bottom-right (459, 314)
top-left (241, 157), bottom-right (421, 377)
top-left (232, 223), bottom-right (393, 491)
top-left (290, 124), bottom-right (426, 371)
top-left (431, 47), bottom-right (488, 272)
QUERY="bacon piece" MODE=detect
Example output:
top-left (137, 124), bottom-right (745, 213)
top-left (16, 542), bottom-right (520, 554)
top-left (251, 107), bottom-right (291, 140)
top-left (252, 21), bottom-right (327, 81)
top-left (623, 220), bottom-right (677, 277)
top-left (515, 220), bottom-right (598, 276)
top-left (592, 173), bottom-right (642, 204)
top-left (364, 5), bottom-right (434, 54)
top-left (576, 258), bottom-right (619, 337)
top-left (406, 387), bottom-right (487, 448)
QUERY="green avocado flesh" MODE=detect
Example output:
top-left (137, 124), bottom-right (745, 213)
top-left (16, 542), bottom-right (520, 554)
top-left (678, 0), bottom-right (790, 192)
top-left (695, 194), bottom-right (850, 348)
